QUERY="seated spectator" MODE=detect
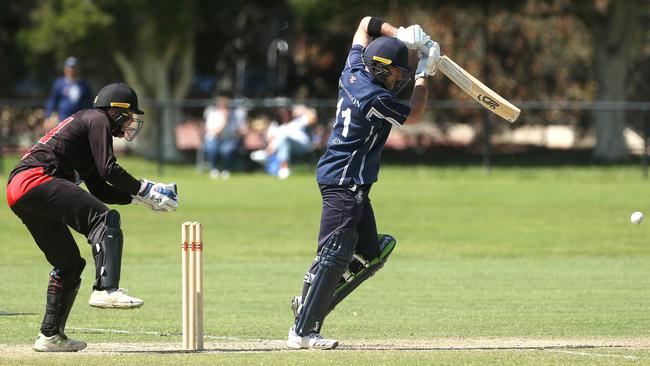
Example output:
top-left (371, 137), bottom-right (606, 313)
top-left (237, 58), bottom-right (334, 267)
top-left (250, 105), bottom-right (317, 179)
top-left (203, 96), bottom-right (248, 179)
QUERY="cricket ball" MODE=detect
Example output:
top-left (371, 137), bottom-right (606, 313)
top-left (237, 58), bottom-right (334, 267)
top-left (630, 211), bottom-right (644, 225)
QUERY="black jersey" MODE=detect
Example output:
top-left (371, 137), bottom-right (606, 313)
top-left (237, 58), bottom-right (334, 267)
top-left (9, 109), bottom-right (140, 204)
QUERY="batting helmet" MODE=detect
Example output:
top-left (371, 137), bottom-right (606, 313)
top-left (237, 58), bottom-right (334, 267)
top-left (362, 36), bottom-right (411, 94)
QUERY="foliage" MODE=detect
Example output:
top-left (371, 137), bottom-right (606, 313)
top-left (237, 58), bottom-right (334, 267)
top-left (10, 0), bottom-right (645, 106)
top-left (4, 0), bottom-right (649, 160)
top-left (0, 107), bottom-right (45, 147)
top-left (17, 0), bottom-right (112, 66)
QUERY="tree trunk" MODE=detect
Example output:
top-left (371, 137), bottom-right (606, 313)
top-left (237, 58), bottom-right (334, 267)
top-left (112, 19), bottom-right (195, 163)
top-left (590, 1), bottom-right (637, 161)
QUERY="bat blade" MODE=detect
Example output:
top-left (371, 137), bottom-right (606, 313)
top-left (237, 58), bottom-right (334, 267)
top-left (437, 55), bottom-right (520, 123)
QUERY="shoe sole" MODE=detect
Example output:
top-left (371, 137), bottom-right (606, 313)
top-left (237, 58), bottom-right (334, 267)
top-left (312, 341), bottom-right (338, 350)
top-left (33, 345), bottom-right (86, 352)
top-left (89, 302), bottom-right (144, 309)
top-left (286, 341), bottom-right (305, 349)
top-left (286, 340), bottom-right (339, 350)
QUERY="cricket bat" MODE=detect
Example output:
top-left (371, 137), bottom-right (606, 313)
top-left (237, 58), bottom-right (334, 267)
top-left (436, 54), bottom-right (521, 123)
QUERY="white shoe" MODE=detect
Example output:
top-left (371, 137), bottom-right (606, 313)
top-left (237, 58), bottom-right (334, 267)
top-left (250, 150), bottom-right (268, 163)
top-left (220, 170), bottom-right (231, 180)
top-left (277, 167), bottom-right (291, 180)
top-left (287, 325), bottom-right (338, 350)
top-left (33, 333), bottom-right (86, 352)
top-left (209, 169), bottom-right (220, 179)
top-left (89, 288), bottom-right (144, 309)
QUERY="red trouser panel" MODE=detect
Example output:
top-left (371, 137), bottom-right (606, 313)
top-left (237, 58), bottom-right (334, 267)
top-left (6, 167), bottom-right (53, 207)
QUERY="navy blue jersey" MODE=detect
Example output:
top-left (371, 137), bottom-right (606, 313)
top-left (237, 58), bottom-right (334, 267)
top-left (45, 77), bottom-right (94, 121)
top-left (316, 44), bottom-right (411, 186)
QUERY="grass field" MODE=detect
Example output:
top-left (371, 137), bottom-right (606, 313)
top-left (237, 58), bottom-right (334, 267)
top-left (1, 156), bottom-right (649, 365)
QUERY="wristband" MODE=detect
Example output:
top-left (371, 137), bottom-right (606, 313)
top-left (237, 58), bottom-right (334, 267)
top-left (367, 17), bottom-right (385, 38)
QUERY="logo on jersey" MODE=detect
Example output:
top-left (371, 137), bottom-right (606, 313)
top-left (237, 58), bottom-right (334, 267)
top-left (349, 75), bottom-right (356, 84)
top-left (38, 116), bottom-right (75, 145)
top-left (339, 80), bottom-right (361, 107)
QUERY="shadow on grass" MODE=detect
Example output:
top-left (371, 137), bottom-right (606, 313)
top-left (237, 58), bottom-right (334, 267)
top-left (99, 344), bottom-right (628, 354)
top-left (0, 311), bottom-right (37, 316)
top-left (89, 343), bottom-right (637, 354)
top-left (381, 145), bottom-right (646, 168)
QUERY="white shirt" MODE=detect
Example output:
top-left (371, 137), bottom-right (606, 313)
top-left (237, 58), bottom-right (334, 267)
top-left (269, 115), bottom-right (311, 146)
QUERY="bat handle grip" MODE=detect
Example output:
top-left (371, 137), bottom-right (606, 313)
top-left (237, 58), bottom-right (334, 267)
top-left (423, 40), bottom-right (435, 50)
top-left (420, 40), bottom-right (442, 64)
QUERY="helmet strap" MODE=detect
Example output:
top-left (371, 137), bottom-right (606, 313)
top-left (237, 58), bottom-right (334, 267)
top-left (108, 108), bottom-right (130, 137)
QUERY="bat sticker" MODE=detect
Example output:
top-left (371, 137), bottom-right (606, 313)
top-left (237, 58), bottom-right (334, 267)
top-left (478, 94), bottom-right (499, 109)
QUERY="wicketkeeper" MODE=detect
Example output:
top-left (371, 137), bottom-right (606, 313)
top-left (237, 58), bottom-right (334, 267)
top-left (6, 83), bottom-right (179, 352)
top-left (287, 17), bottom-right (439, 349)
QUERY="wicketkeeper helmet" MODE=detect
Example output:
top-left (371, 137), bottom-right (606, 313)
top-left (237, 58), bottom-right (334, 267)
top-left (94, 83), bottom-right (144, 141)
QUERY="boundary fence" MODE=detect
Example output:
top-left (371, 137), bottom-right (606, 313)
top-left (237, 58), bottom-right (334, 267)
top-left (1, 99), bottom-right (649, 177)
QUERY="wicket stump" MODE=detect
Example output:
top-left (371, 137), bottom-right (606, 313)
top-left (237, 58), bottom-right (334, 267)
top-left (182, 221), bottom-right (204, 350)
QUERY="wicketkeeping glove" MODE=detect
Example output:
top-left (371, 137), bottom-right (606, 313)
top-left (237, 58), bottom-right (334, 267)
top-left (395, 24), bottom-right (430, 50)
top-left (415, 40), bottom-right (441, 79)
top-left (132, 179), bottom-right (179, 212)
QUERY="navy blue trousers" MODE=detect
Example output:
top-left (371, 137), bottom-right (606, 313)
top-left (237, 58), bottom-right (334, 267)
top-left (301, 184), bottom-right (379, 299)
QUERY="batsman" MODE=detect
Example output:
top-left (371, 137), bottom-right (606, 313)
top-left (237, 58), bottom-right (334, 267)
top-left (6, 83), bottom-right (179, 352)
top-left (287, 17), bottom-right (439, 349)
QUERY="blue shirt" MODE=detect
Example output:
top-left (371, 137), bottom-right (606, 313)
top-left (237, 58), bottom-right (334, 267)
top-left (316, 44), bottom-right (411, 186)
top-left (45, 77), bottom-right (94, 121)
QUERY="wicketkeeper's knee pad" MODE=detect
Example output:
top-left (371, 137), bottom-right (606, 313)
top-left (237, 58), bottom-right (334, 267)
top-left (92, 210), bottom-right (123, 290)
top-left (295, 228), bottom-right (358, 336)
top-left (327, 233), bottom-right (396, 313)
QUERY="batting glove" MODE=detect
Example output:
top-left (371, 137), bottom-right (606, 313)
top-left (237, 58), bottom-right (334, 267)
top-left (415, 40), bottom-right (441, 79)
top-left (395, 24), bottom-right (430, 50)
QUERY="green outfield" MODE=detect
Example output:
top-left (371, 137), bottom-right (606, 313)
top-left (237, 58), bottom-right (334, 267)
top-left (1, 157), bottom-right (649, 365)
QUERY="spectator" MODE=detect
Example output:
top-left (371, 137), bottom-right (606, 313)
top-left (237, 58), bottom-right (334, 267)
top-left (203, 96), bottom-right (248, 179)
top-left (45, 56), bottom-right (94, 123)
top-left (251, 105), bottom-right (317, 179)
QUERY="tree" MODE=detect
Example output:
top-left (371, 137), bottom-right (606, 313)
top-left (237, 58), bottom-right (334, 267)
top-left (102, 0), bottom-right (198, 162)
top-left (19, 0), bottom-right (293, 162)
top-left (0, 0), bottom-right (41, 97)
top-left (20, 0), bottom-right (199, 162)
top-left (570, 0), bottom-right (646, 161)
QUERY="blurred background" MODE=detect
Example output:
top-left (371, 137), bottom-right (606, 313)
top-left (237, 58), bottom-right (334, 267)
top-left (0, 0), bottom-right (649, 175)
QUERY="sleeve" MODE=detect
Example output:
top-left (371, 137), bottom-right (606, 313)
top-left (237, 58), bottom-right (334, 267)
top-left (364, 96), bottom-right (411, 127)
top-left (344, 44), bottom-right (365, 72)
top-left (44, 79), bottom-right (61, 118)
top-left (83, 171), bottom-right (133, 204)
top-left (290, 115), bottom-right (309, 129)
top-left (88, 118), bottom-right (142, 195)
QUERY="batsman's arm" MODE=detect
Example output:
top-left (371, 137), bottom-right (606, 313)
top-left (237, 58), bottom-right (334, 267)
top-left (405, 78), bottom-right (428, 125)
top-left (352, 17), bottom-right (398, 47)
top-left (405, 41), bottom-right (441, 124)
